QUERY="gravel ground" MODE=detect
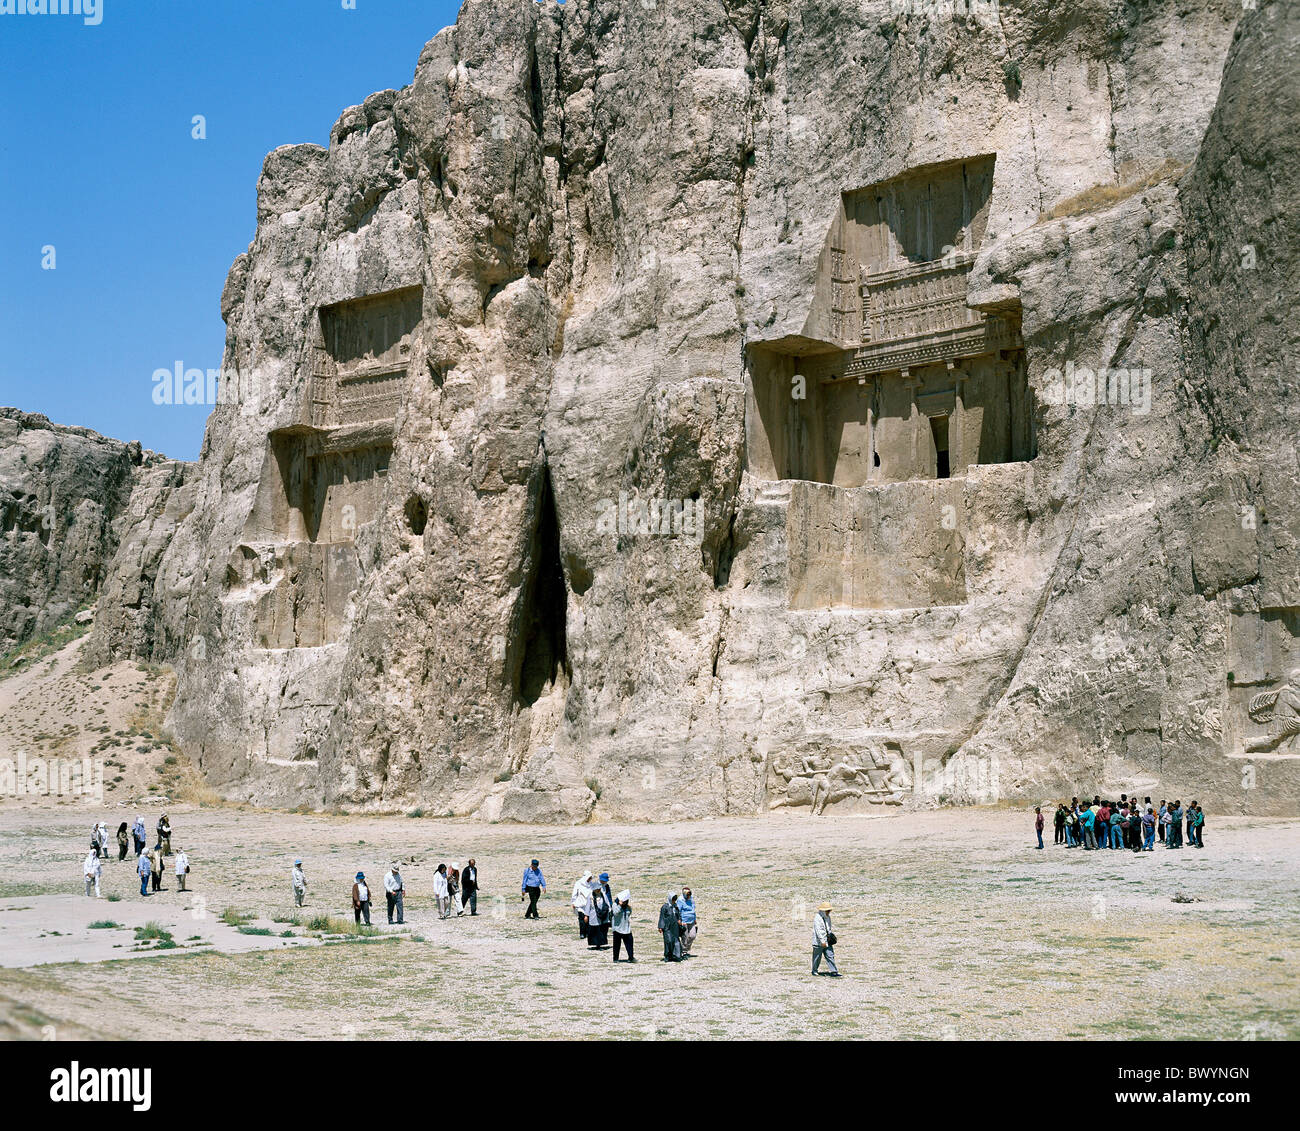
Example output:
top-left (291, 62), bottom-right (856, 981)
top-left (0, 803), bottom-right (1295, 1040)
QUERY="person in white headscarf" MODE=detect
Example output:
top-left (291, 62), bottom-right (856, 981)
top-left (611, 890), bottom-right (635, 962)
top-left (584, 875), bottom-right (611, 949)
top-left (174, 847), bottom-right (190, 892)
top-left (432, 864), bottom-right (451, 919)
top-left (83, 849), bottom-right (102, 898)
top-left (571, 870), bottom-right (594, 939)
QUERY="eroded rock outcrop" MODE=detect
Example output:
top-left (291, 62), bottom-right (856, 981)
top-left (47, 0), bottom-right (1300, 818)
top-left (0, 409), bottom-right (172, 655)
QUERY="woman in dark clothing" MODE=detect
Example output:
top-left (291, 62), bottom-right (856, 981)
top-left (116, 822), bottom-right (129, 861)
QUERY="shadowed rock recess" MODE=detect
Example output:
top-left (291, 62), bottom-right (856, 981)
top-left (13, 0), bottom-right (1299, 820)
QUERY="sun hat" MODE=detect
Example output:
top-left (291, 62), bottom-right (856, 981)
top-left (599, 872), bottom-right (609, 882)
top-left (531, 858), bottom-right (539, 866)
top-left (617, 889), bottom-right (630, 902)
top-left (817, 901), bottom-right (833, 912)
top-left (295, 859), bottom-right (302, 865)
top-left (356, 872), bottom-right (365, 880)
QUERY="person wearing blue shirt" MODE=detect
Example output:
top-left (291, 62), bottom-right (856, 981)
top-left (678, 886), bottom-right (698, 956)
top-left (1079, 805), bottom-right (1097, 850)
top-left (521, 859), bottom-right (546, 918)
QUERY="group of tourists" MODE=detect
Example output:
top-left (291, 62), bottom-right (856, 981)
top-left (343, 859), bottom-right (481, 925)
top-left (74, 824), bottom-right (849, 977)
top-left (1035, 795), bottom-right (1207, 851)
top-left (563, 868), bottom-right (700, 963)
top-left (81, 812), bottom-right (188, 898)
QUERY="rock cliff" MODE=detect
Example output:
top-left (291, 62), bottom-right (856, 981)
top-left (12, 0), bottom-right (1298, 819)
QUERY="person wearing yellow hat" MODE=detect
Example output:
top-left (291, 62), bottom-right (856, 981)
top-left (812, 901), bottom-right (840, 976)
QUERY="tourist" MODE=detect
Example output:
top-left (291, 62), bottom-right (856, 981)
top-left (611, 890), bottom-right (635, 962)
top-left (157, 813), bottom-right (172, 856)
top-left (658, 891), bottom-right (682, 962)
top-left (1109, 805), bottom-right (1123, 850)
top-left (384, 864), bottom-right (405, 924)
top-left (1191, 802), bottom-right (1205, 848)
top-left (521, 859), bottom-right (545, 919)
top-left (433, 864), bottom-right (451, 919)
top-left (137, 849), bottom-right (151, 897)
top-left (1079, 804), bottom-right (1097, 850)
top-left (1097, 800), bottom-right (1111, 848)
top-left (1064, 807), bottom-right (1077, 847)
top-left (447, 863), bottom-right (461, 916)
top-left (1034, 807), bottom-right (1044, 850)
top-left (175, 847), bottom-right (190, 892)
top-left (1142, 805), bottom-right (1156, 851)
top-left (149, 842), bottom-right (165, 892)
top-left (292, 860), bottom-right (307, 907)
top-left (571, 870), bottom-right (594, 937)
top-left (83, 848), bottom-right (101, 898)
top-left (1170, 800), bottom-right (1184, 849)
top-left (811, 901), bottom-right (840, 976)
top-left (132, 815), bottom-right (146, 855)
top-left (679, 886), bottom-right (698, 955)
top-left (352, 872), bottom-right (372, 925)
top-left (1054, 804), bottom-right (1066, 845)
top-left (594, 872), bottom-right (614, 945)
top-left (1158, 800), bottom-right (1169, 845)
top-left (462, 859), bottom-right (479, 915)
top-left (116, 822), bottom-right (129, 861)
top-left (585, 876), bottom-right (611, 949)
top-left (90, 823), bottom-right (106, 860)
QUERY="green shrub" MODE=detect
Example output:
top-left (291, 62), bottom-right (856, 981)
top-left (134, 922), bottom-right (174, 943)
top-left (87, 920), bottom-right (121, 930)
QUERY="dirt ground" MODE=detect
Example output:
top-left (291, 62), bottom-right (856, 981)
top-left (0, 801), bottom-right (1295, 1041)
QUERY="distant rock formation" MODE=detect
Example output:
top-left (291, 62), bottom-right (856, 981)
top-left (7, 0), bottom-right (1297, 819)
top-left (0, 408), bottom-right (179, 655)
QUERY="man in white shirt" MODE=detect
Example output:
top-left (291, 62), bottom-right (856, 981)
top-left (384, 864), bottom-right (405, 924)
top-left (292, 860), bottom-right (307, 906)
top-left (83, 850), bottom-right (102, 898)
top-left (812, 901), bottom-right (840, 976)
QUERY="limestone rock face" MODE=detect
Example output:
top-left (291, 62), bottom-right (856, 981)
top-left (39, 0), bottom-right (1300, 818)
top-left (0, 409), bottom-right (167, 655)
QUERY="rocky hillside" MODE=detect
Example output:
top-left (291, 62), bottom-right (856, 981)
top-left (8, 0), bottom-right (1297, 820)
top-left (0, 409), bottom-right (182, 656)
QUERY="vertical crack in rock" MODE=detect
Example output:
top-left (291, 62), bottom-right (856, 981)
top-left (509, 459), bottom-right (570, 708)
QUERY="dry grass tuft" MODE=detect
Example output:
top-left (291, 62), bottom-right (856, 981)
top-left (1039, 158), bottom-right (1187, 222)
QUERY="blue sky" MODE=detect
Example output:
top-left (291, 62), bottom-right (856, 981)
top-left (0, 0), bottom-right (463, 460)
